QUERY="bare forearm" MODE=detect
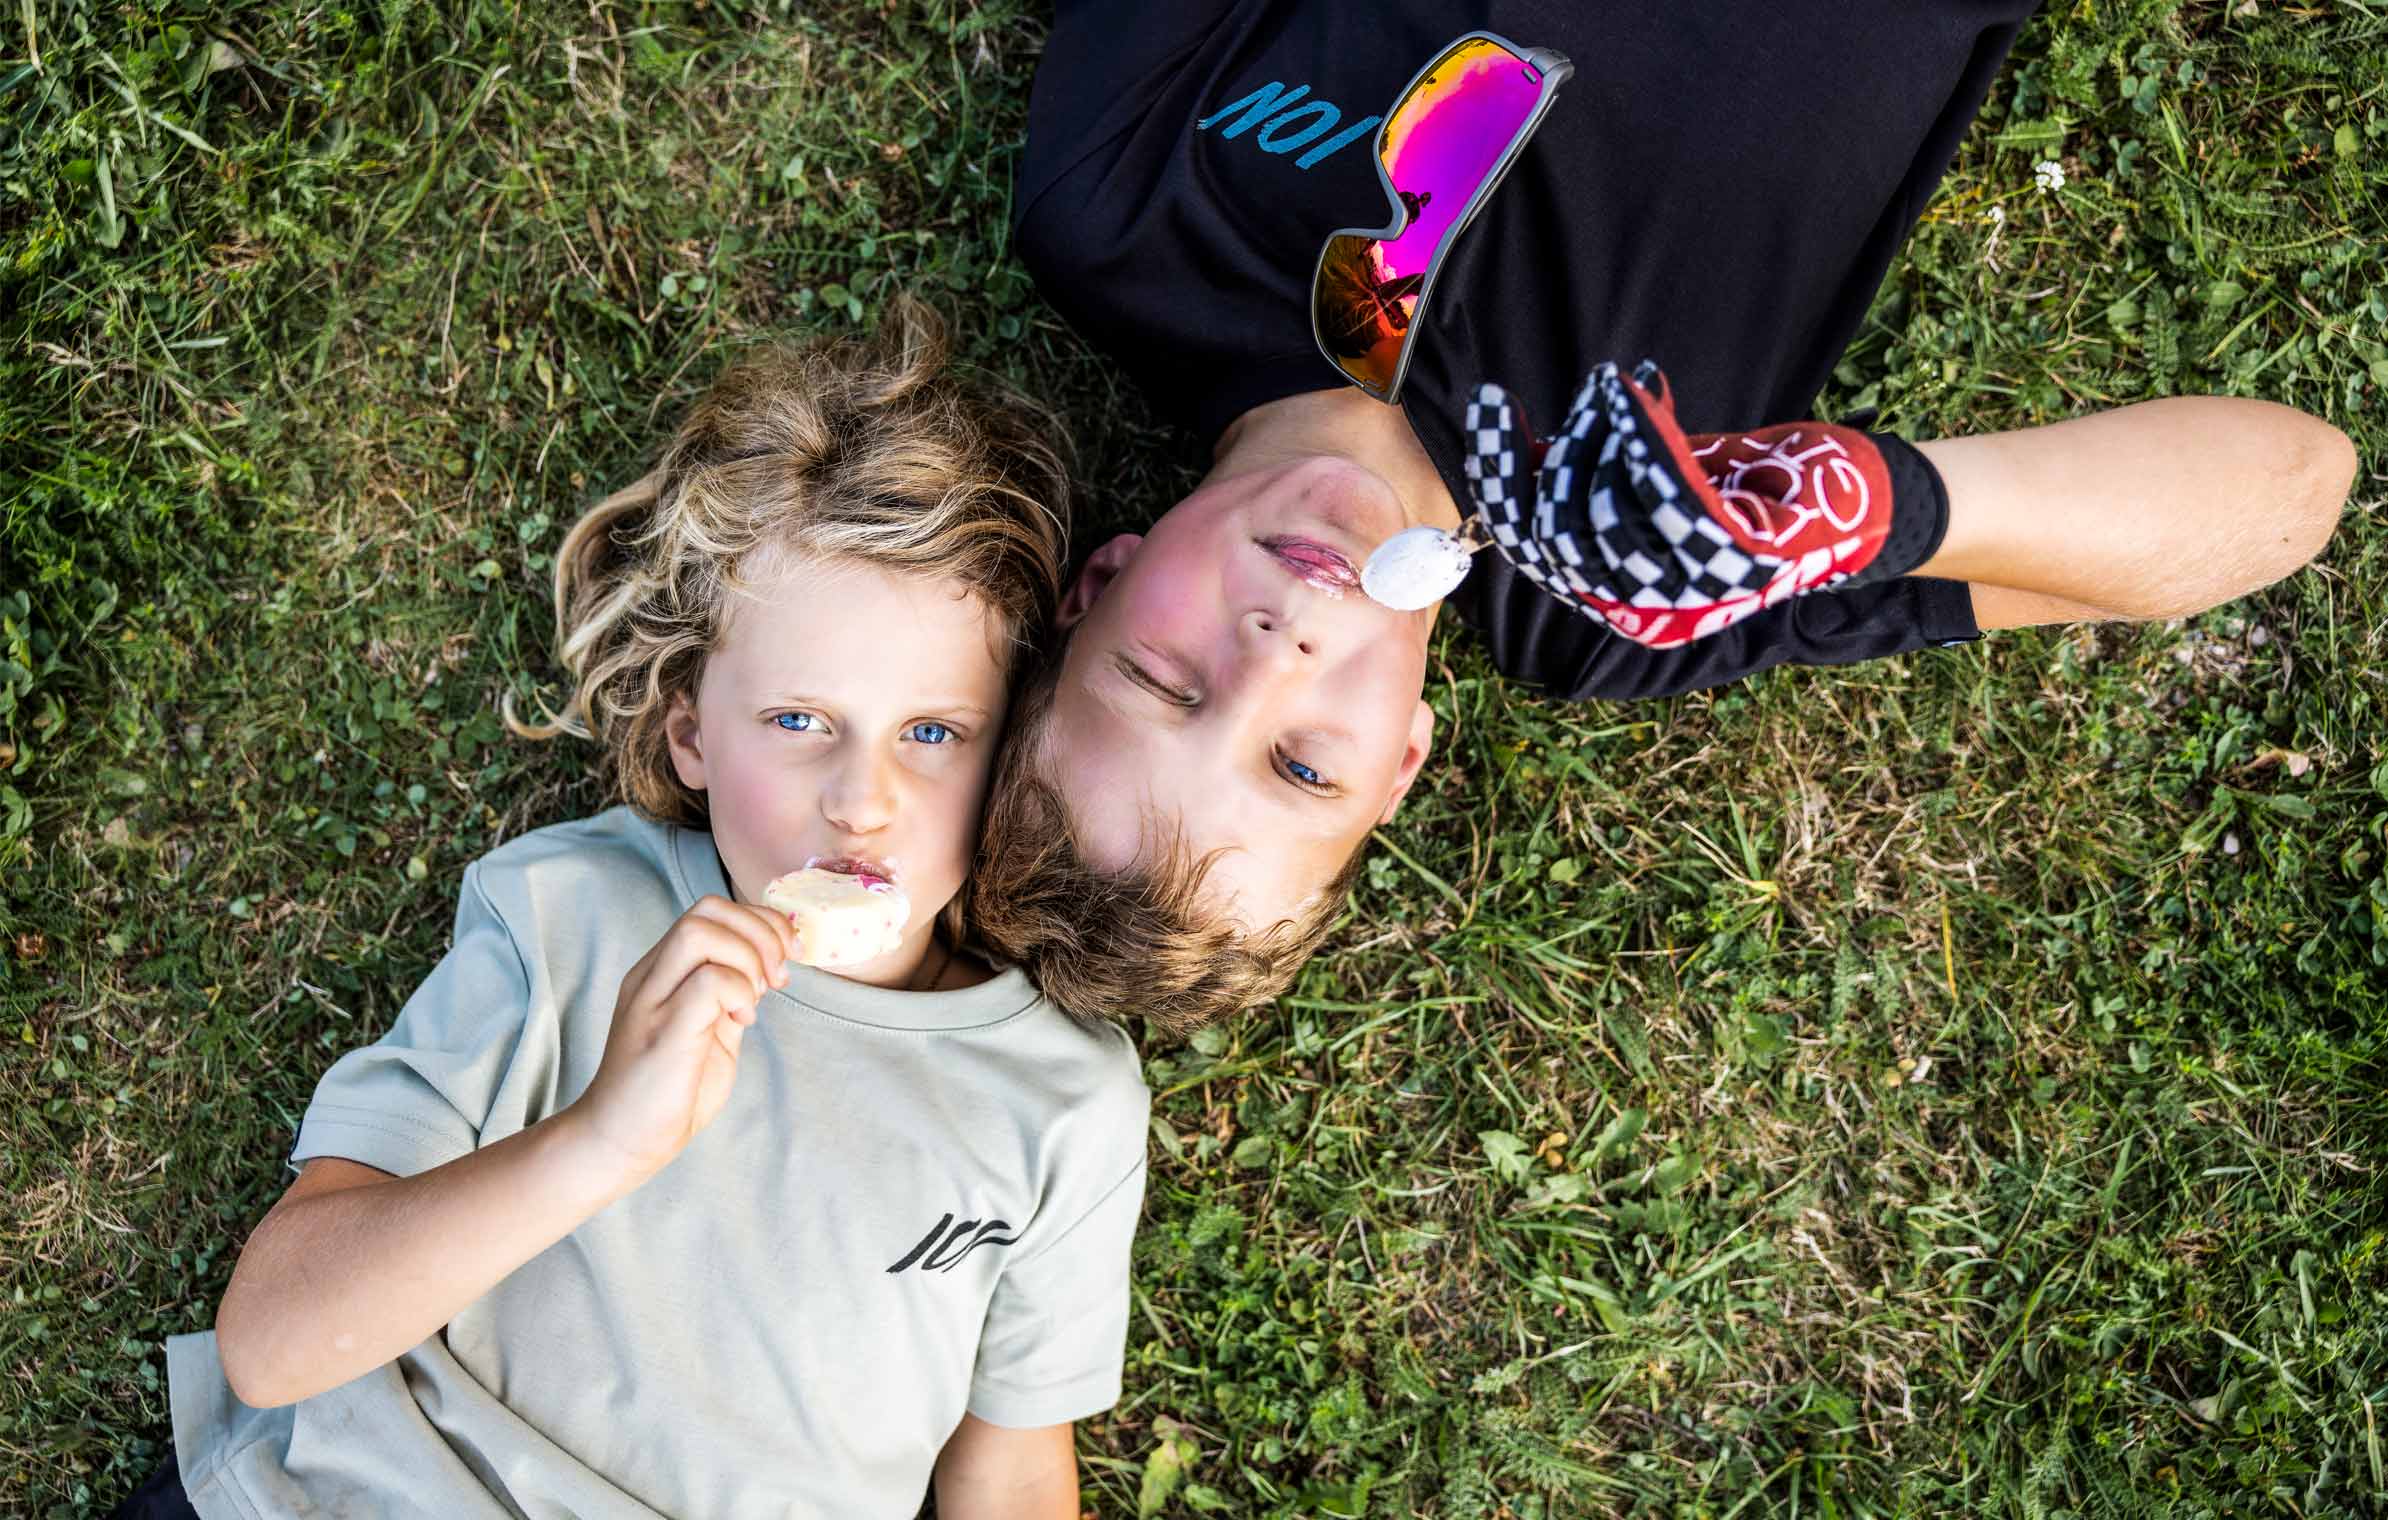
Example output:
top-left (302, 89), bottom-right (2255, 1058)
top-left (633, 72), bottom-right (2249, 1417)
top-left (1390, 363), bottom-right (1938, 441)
top-left (215, 1112), bottom-right (634, 1407)
top-left (933, 1417), bottom-right (1079, 1520)
top-left (1913, 396), bottom-right (2353, 620)
top-left (932, 1465), bottom-right (1078, 1520)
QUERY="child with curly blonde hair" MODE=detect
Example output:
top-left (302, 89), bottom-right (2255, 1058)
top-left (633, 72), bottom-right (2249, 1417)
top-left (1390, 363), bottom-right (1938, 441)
top-left (144, 300), bottom-right (1148, 1520)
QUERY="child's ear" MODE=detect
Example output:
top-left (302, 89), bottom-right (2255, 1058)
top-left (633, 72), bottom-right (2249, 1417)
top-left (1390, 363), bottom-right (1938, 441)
top-left (1057, 534), bottom-right (1144, 629)
top-left (1374, 698), bottom-right (1436, 826)
top-left (664, 695), bottom-right (708, 792)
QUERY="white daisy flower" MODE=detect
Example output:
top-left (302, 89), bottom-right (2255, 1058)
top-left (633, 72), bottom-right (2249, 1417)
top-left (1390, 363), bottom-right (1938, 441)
top-left (2033, 159), bottom-right (2066, 192)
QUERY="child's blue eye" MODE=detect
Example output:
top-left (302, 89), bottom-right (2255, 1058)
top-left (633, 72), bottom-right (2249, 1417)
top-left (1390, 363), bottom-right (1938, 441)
top-left (1277, 748), bottom-right (1334, 793)
top-left (908, 721), bottom-right (953, 745)
top-left (774, 712), bottom-right (816, 733)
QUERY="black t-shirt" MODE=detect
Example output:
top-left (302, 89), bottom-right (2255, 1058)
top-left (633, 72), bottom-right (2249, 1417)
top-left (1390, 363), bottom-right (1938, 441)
top-left (1016, 0), bottom-right (2038, 700)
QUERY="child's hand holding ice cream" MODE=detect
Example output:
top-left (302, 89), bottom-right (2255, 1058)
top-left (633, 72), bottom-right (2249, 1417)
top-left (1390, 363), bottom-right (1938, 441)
top-left (565, 895), bottom-right (796, 1186)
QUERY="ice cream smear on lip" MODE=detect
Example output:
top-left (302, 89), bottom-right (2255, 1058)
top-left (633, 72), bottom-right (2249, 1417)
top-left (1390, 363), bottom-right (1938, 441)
top-left (763, 862), bottom-right (910, 968)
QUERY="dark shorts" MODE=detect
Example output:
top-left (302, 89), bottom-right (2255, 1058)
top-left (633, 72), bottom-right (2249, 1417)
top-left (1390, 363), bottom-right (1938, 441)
top-left (110, 1457), bottom-right (199, 1520)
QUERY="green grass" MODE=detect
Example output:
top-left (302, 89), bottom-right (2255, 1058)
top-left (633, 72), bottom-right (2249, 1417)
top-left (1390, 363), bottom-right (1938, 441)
top-left (4, 1), bottom-right (2385, 1515)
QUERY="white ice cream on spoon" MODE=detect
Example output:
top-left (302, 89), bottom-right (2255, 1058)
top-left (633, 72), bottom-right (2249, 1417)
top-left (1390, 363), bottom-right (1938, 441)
top-left (1360, 521), bottom-right (1484, 610)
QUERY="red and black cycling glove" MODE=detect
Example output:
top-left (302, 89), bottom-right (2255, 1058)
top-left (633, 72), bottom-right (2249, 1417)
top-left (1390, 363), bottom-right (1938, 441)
top-left (1464, 361), bottom-right (1949, 650)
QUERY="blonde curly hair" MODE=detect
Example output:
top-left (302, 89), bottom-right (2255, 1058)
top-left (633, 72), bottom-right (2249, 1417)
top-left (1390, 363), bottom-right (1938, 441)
top-left (508, 296), bottom-right (1070, 832)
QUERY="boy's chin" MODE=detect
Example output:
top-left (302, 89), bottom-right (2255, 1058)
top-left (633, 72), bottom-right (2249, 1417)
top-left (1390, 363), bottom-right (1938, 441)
top-left (1253, 455), bottom-right (1410, 546)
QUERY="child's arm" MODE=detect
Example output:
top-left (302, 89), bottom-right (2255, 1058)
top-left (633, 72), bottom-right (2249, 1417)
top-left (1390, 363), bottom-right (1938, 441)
top-left (1461, 370), bottom-right (2350, 670)
top-left (932, 1415), bottom-right (1080, 1520)
top-left (1913, 395), bottom-right (2354, 627)
top-left (213, 895), bottom-right (795, 1409)
top-left (214, 1127), bottom-right (632, 1408)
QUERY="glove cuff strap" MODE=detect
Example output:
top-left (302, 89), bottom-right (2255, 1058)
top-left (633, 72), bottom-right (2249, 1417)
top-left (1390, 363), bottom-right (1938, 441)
top-left (1835, 431), bottom-right (1949, 591)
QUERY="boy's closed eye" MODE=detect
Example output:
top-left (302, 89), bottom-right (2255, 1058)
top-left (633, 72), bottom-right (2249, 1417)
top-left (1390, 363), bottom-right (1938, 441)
top-left (1114, 652), bottom-right (1196, 707)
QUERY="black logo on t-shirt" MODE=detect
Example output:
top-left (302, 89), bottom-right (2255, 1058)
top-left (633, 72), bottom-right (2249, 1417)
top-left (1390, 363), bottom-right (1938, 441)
top-left (887, 1212), bottom-right (1019, 1274)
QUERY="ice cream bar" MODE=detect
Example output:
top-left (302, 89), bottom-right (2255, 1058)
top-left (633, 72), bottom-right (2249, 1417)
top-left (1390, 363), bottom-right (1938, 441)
top-left (1361, 523), bottom-right (1481, 610)
top-left (762, 867), bottom-right (910, 968)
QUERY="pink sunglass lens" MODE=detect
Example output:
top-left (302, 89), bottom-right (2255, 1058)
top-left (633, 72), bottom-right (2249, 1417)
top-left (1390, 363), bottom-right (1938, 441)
top-left (1317, 40), bottom-right (1546, 393)
top-left (1379, 41), bottom-right (1543, 255)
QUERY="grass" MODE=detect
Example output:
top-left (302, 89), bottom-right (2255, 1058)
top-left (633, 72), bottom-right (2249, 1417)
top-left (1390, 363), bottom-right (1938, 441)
top-left (3, 0), bottom-right (2385, 1515)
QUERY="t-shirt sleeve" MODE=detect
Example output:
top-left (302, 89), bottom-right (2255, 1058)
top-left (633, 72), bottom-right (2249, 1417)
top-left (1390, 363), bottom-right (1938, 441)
top-left (965, 1153), bottom-right (1148, 1428)
top-left (291, 862), bottom-right (535, 1178)
top-left (1017, 0), bottom-right (1239, 215)
top-left (1557, 575), bottom-right (1982, 702)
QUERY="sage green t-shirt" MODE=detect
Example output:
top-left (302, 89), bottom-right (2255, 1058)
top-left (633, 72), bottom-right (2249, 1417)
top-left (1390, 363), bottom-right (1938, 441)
top-left (166, 807), bottom-right (1149, 1520)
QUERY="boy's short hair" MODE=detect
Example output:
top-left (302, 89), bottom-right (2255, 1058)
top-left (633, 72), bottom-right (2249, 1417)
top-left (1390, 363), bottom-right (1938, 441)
top-left (969, 653), bottom-right (1365, 1037)
top-left (510, 294), bottom-right (1070, 830)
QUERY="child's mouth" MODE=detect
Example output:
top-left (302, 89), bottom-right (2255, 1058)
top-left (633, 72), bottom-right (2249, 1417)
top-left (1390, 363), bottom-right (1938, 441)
top-left (804, 855), bottom-right (899, 890)
top-left (1257, 536), bottom-right (1360, 597)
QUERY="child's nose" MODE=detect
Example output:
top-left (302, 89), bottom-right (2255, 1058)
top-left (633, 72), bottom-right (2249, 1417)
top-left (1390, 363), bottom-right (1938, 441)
top-left (822, 754), bottom-right (898, 835)
top-left (1243, 607), bottom-right (1319, 661)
